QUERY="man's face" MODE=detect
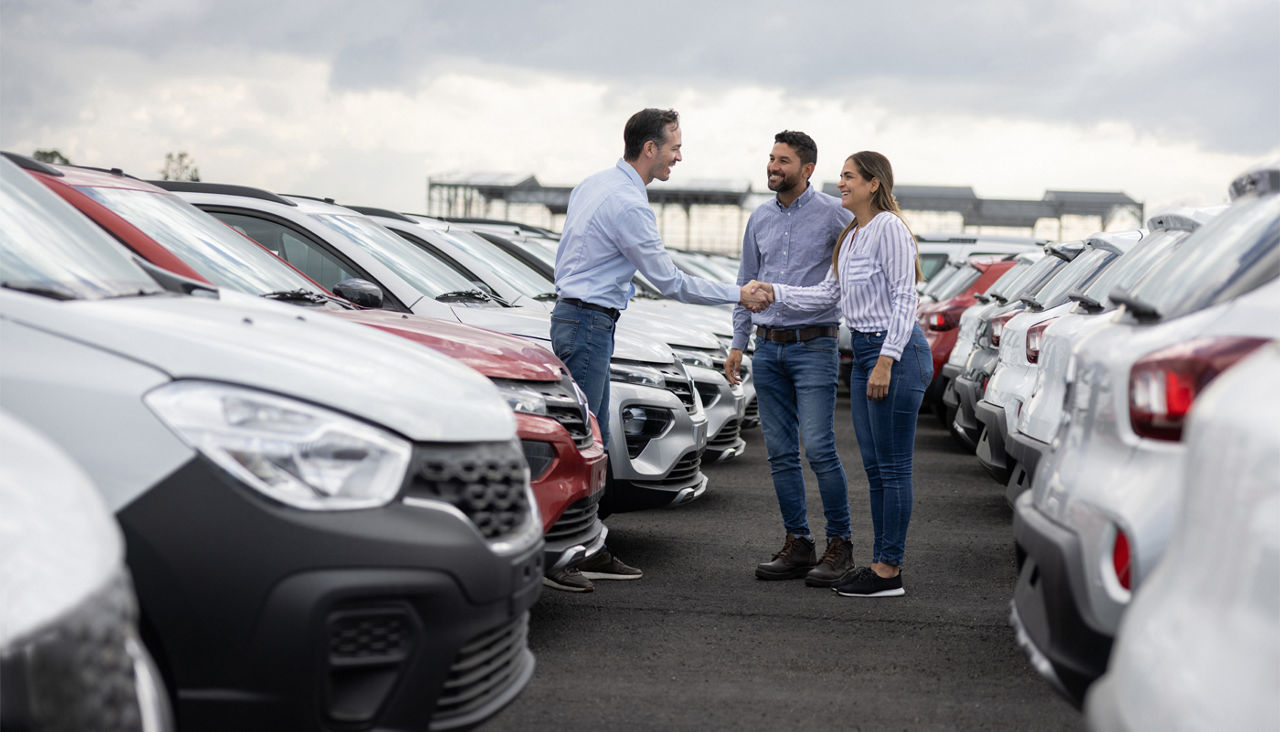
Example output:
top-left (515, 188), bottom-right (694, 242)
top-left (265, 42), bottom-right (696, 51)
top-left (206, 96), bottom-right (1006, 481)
top-left (767, 142), bottom-right (810, 195)
top-left (647, 123), bottom-right (682, 182)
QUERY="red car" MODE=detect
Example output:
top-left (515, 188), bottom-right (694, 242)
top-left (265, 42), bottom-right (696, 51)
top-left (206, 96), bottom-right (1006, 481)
top-left (19, 156), bottom-right (608, 575)
top-left (917, 256), bottom-right (1016, 422)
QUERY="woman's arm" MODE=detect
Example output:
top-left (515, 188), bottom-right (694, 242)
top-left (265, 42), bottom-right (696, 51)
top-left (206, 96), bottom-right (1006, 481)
top-left (770, 266), bottom-right (840, 310)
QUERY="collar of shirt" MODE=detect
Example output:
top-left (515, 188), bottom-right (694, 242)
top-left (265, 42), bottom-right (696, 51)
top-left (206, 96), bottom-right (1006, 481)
top-left (773, 181), bottom-right (816, 212)
top-left (616, 158), bottom-right (646, 197)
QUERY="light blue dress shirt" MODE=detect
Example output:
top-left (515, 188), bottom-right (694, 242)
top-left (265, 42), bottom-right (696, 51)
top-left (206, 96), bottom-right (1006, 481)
top-left (555, 159), bottom-right (740, 310)
top-left (730, 184), bottom-right (852, 351)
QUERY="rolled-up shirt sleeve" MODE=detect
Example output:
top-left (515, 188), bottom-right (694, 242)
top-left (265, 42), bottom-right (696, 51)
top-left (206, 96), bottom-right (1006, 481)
top-left (773, 267), bottom-right (840, 311)
top-left (877, 218), bottom-right (917, 360)
top-left (617, 204), bottom-right (739, 306)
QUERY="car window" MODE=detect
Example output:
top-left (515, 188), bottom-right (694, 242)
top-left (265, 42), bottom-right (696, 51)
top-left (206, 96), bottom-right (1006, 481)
top-left (984, 261), bottom-right (1032, 301)
top-left (1077, 228), bottom-right (1189, 309)
top-left (1128, 193), bottom-right (1280, 321)
top-left (312, 213), bottom-right (478, 298)
top-left (0, 162), bottom-right (161, 300)
top-left (935, 265), bottom-right (983, 300)
top-left (210, 211), bottom-right (363, 289)
top-left (1029, 248), bottom-right (1117, 309)
top-left (919, 252), bottom-right (949, 280)
top-left (75, 186), bottom-right (318, 296)
top-left (434, 228), bottom-right (555, 296)
top-left (921, 264), bottom-right (960, 299)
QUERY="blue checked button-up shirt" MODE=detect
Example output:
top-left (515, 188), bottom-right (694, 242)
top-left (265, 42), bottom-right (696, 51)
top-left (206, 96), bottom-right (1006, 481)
top-left (731, 184), bottom-right (853, 351)
top-left (555, 159), bottom-right (740, 311)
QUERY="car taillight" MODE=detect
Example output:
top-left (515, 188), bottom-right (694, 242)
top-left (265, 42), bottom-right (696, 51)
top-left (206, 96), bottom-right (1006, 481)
top-left (926, 311), bottom-right (957, 331)
top-left (1128, 336), bottom-right (1269, 441)
top-left (1112, 528), bottom-right (1131, 591)
top-left (989, 312), bottom-right (1018, 347)
top-left (1024, 318), bottom-right (1059, 364)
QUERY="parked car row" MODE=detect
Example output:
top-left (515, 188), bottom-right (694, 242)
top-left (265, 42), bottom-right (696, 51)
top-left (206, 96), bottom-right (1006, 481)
top-left (0, 151), bottom-right (751, 730)
top-left (916, 158), bottom-right (1279, 726)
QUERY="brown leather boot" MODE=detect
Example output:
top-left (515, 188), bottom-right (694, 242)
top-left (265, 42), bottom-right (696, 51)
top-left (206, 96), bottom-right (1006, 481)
top-left (755, 534), bottom-right (817, 580)
top-left (804, 536), bottom-right (854, 587)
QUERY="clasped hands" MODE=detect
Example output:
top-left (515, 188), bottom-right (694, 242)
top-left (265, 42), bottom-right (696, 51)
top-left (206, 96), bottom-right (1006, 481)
top-left (738, 280), bottom-right (775, 313)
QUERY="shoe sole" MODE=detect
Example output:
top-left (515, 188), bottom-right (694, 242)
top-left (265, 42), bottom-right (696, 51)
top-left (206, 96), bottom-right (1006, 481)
top-left (542, 577), bottom-right (594, 592)
top-left (832, 587), bottom-right (905, 598)
top-left (754, 566), bottom-right (816, 581)
top-left (579, 572), bottom-right (642, 581)
top-left (804, 575), bottom-right (841, 588)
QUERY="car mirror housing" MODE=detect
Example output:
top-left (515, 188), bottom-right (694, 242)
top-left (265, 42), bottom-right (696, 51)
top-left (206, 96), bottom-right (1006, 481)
top-left (332, 278), bottom-right (383, 308)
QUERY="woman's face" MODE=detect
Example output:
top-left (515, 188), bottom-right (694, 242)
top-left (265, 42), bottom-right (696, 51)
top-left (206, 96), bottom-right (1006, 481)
top-left (835, 158), bottom-right (876, 212)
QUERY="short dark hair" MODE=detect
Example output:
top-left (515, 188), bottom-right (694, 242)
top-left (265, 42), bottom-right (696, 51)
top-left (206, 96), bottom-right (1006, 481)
top-left (624, 108), bottom-right (680, 160)
top-left (773, 130), bottom-right (817, 167)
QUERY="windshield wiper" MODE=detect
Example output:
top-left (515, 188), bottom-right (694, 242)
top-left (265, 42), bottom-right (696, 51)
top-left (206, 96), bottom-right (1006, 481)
top-left (435, 289), bottom-right (493, 303)
top-left (1, 281), bottom-right (79, 301)
top-left (263, 288), bottom-right (329, 304)
top-left (533, 292), bottom-right (559, 301)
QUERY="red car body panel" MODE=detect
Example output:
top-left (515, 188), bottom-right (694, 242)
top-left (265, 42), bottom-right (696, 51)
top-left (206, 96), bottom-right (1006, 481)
top-left (30, 165), bottom-right (604, 534)
top-left (918, 258), bottom-right (1016, 379)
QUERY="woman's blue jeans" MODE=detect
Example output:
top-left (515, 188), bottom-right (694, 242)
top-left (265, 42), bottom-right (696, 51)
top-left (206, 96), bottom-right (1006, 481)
top-left (849, 325), bottom-right (931, 566)
top-left (753, 335), bottom-right (851, 540)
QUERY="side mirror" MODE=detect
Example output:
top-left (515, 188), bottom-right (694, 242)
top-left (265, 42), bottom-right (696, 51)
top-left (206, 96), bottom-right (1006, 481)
top-left (332, 278), bottom-right (383, 308)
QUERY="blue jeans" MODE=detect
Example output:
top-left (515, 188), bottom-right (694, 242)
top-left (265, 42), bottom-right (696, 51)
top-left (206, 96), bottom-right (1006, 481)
top-left (753, 334), bottom-right (850, 539)
top-left (550, 301), bottom-right (616, 448)
top-left (849, 325), bottom-right (931, 566)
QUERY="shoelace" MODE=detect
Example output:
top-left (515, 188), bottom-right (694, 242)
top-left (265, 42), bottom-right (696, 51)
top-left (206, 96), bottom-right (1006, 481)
top-left (818, 540), bottom-right (847, 567)
top-left (771, 536), bottom-right (797, 560)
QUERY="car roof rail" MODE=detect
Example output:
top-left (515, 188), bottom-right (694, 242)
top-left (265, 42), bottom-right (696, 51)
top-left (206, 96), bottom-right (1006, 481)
top-left (149, 180), bottom-right (297, 206)
top-left (345, 205), bottom-right (415, 223)
top-left (1, 151), bottom-right (64, 176)
top-left (281, 194), bottom-right (337, 204)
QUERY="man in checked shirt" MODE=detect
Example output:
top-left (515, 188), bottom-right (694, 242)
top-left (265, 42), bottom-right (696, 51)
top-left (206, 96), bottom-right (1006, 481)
top-left (726, 130), bottom-right (855, 587)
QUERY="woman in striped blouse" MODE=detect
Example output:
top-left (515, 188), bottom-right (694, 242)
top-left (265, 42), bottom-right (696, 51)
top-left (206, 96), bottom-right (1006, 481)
top-left (752, 151), bottom-right (932, 598)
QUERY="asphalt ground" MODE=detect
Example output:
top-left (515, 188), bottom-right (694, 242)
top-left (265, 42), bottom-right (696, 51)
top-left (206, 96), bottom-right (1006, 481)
top-left (487, 395), bottom-right (1080, 731)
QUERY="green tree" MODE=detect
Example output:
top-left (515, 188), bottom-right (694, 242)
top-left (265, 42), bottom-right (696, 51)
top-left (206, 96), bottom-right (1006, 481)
top-left (160, 152), bottom-right (201, 181)
top-left (32, 149), bottom-right (72, 165)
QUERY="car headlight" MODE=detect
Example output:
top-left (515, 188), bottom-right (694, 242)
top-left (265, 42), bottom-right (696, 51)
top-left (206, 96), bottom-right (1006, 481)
top-left (609, 362), bottom-right (665, 387)
top-left (670, 347), bottom-right (716, 370)
top-left (492, 380), bottom-right (549, 416)
top-left (145, 381), bottom-right (411, 511)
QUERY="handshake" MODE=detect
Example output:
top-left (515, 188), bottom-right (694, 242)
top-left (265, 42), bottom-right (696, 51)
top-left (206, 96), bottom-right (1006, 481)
top-left (738, 280), bottom-right (774, 313)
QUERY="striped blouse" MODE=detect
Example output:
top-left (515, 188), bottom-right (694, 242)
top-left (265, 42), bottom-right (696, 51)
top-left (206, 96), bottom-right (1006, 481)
top-left (775, 211), bottom-right (918, 360)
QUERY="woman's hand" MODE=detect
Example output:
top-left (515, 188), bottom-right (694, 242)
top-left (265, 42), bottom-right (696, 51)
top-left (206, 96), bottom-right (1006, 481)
top-left (867, 355), bottom-right (894, 401)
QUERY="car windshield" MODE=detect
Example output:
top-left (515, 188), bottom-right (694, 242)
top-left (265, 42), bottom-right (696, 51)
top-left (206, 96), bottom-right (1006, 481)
top-left (313, 213), bottom-right (477, 298)
top-left (1027, 247), bottom-right (1118, 310)
top-left (1126, 193), bottom-right (1280, 321)
top-left (435, 227), bottom-right (555, 297)
top-left (1076, 228), bottom-right (1190, 310)
top-left (76, 185), bottom-right (319, 296)
top-left (934, 265), bottom-right (982, 300)
top-left (0, 162), bottom-right (162, 300)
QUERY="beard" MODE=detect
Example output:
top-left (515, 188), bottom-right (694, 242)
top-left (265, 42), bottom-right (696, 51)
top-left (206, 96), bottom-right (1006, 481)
top-left (768, 171), bottom-right (801, 194)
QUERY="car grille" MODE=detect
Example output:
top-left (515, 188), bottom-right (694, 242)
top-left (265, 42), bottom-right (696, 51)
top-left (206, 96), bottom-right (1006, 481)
top-left (629, 450), bottom-right (703, 491)
top-left (539, 375), bottom-right (593, 449)
top-left (656, 362), bottom-right (697, 413)
top-left (693, 380), bottom-right (722, 409)
top-left (403, 442), bottom-right (530, 542)
top-left (708, 418), bottom-right (742, 452)
top-left (743, 396), bottom-right (759, 424)
top-left (325, 604), bottom-right (417, 724)
top-left (544, 492), bottom-right (602, 545)
top-left (431, 613), bottom-right (532, 727)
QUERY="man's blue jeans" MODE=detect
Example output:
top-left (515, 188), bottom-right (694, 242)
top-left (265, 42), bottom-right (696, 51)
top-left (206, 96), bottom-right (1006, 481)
top-left (753, 335), bottom-right (850, 539)
top-left (550, 300), bottom-right (616, 448)
top-left (848, 325), bottom-right (931, 566)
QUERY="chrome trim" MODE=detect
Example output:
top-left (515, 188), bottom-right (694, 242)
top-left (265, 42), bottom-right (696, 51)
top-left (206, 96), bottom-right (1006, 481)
top-left (550, 525), bottom-right (608, 571)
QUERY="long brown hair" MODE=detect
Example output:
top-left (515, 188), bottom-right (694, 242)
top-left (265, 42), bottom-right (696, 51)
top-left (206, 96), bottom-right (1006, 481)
top-left (831, 151), bottom-right (923, 281)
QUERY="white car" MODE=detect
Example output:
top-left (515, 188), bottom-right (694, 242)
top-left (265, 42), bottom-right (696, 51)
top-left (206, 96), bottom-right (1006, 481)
top-left (1011, 159), bottom-right (1280, 705)
top-left (916, 232), bottom-right (1046, 281)
top-left (1083, 340), bottom-right (1280, 731)
top-left (1005, 206), bottom-right (1224, 503)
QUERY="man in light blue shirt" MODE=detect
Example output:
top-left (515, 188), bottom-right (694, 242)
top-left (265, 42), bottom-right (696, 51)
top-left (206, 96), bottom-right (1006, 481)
top-left (725, 131), bottom-right (854, 588)
top-left (551, 108), bottom-right (767, 584)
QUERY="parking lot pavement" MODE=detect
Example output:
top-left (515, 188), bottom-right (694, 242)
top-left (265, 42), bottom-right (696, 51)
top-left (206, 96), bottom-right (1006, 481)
top-left (488, 396), bottom-right (1079, 731)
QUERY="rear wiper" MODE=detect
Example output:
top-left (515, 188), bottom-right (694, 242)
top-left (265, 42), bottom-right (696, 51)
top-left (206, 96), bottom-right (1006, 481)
top-left (435, 289), bottom-right (493, 303)
top-left (1, 281), bottom-right (78, 300)
top-left (1019, 295), bottom-right (1045, 311)
top-left (1110, 289), bottom-right (1161, 322)
top-left (263, 288), bottom-right (329, 304)
top-left (1068, 290), bottom-right (1104, 313)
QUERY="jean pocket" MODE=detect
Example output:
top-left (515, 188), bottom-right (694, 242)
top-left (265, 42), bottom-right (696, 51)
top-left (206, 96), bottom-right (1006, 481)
top-left (550, 316), bottom-right (578, 355)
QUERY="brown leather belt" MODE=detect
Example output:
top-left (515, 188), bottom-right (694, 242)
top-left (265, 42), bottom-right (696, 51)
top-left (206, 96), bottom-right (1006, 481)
top-left (755, 325), bottom-right (840, 343)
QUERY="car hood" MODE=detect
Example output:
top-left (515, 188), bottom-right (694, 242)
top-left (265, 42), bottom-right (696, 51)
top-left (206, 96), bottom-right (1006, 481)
top-left (0, 411), bottom-right (123, 645)
top-left (326, 309), bottom-right (564, 382)
top-left (625, 299), bottom-right (734, 339)
top-left (449, 303), bottom-right (676, 365)
top-left (4, 290), bottom-right (514, 442)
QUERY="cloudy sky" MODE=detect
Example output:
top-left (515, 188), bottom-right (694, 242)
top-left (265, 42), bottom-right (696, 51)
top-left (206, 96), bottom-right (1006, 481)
top-left (3, 0), bottom-right (1277, 236)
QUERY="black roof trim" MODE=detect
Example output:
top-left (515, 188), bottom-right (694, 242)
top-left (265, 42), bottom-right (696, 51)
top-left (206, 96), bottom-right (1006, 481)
top-left (346, 205), bottom-right (416, 223)
top-left (281, 194), bottom-right (336, 204)
top-left (148, 180), bottom-right (297, 206)
top-left (2, 151), bottom-right (64, 176)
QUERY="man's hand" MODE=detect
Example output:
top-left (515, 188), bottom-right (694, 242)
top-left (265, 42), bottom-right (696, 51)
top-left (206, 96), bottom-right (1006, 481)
top-left (724, 348), bottom-right (744, 386)
top-left (739, 281), bottom-right (773, 312)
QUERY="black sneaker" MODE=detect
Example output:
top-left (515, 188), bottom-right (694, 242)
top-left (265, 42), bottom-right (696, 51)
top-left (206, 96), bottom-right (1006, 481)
top-left (577, 549), bottom-right (642, 580)
top-left (832, 567), bottom-right (904, 597)
top-left (543, 566), bottom-right (594, 592)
